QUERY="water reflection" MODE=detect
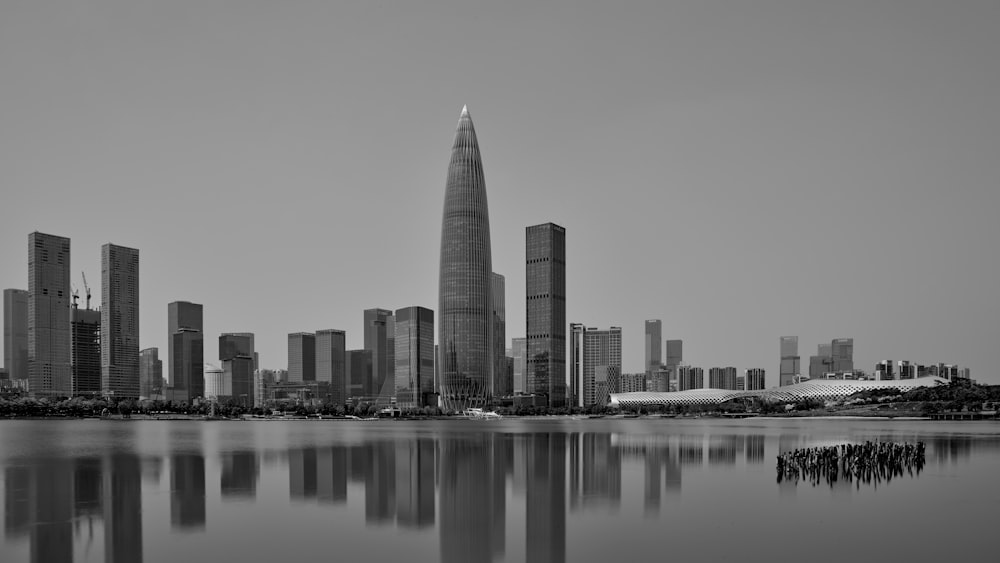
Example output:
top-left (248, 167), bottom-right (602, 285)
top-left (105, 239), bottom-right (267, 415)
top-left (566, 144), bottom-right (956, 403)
top-left (2, 425), bottom-right (999, 563)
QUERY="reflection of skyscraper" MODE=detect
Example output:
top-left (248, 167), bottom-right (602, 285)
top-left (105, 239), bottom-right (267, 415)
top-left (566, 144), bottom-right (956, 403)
top-left (365, 442), bottom-right (395, 524)
top-left (31, 460), bottom-right (74, 563)
top-left (644, 320), bottom-right (662, 373)
top-left (104, 454), bottom-right (143, 563)
top-left (221, 451), bottom-right (258, 499)
top-left (526, 433), bottom-right (566, 563)
top-left (317, 446), bottom-right (347, 504)
top-left (28, 232), bottom-right (72, 397)
top-left (708, 436), bottom-right (739, 465)
top-left (526, 223), bottom-right (567, 407)
top-left (102, 243), bottom-right (140, 399)
top-left (745, 435), bottom-right (765, 464)
top-left (74, 456), bottom-right (103, 518)
top-left (289, 448), bottom-right (318, 500)
top-left (439, 436), bottom-right (502, 563)
top-left (3, 288), bottom-right (29, 380)
top-left (643, 445), bottom-right (663, 517)
top-left (365, 308), bottom-right (395, 407)
top-left (438, 106), bottom-right (494, 411)
top-left (395, 438), bottom-right (435, 528)
top-left (572, 433), bottom-right (621, 509)
top-left (171, 453), bottom-right (206, 530)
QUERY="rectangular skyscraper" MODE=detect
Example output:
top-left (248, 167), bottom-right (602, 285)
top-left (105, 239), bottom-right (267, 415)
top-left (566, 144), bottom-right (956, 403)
top-left (219, 333), bottom-right (255, 369)
top-left (364, 308), bottom-right (395, 406)
top-left (71, 307), bottom-right (101, 395)
top-left (779, 336), bottom-right (799, 387)
top-left (511, 338), bottom-right (527, 395)
top-left (394, 307), bottom-right (434, 408)
top-left (346, 349), bottom-right (372, 399)
top-left (315, 329), bottom-right (346, 406)
top-left (3, 288), bottom-right (29, 380)
top-left (526, 223), bottom-right (567, 407)
top-left (139, 348), bottom-right (163, 399)
top-left (831, 338), bottom-right (854, 373)
top-left (569, 325), bottom-right (621, 408)
top-left (28, 232), bottom-right (72, 396)
top-left (102, 244), bottom-right (140, 399)
top-left (168, 301), bottom-right (203, 401)
top-left (490, 272), bottom-right (506, 400)
top-left (288, 332), bottom-right (316, 383)
top-left (644, 320), bottom-right (662, 373)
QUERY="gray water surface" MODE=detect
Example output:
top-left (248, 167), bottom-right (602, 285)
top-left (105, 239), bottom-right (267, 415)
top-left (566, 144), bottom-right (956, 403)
top-left (1, 418), bottom-right (997, 563)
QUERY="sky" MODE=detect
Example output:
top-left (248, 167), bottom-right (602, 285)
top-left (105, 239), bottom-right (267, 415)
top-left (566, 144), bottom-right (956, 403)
top-left (1, 0), bottom-right (998, 384)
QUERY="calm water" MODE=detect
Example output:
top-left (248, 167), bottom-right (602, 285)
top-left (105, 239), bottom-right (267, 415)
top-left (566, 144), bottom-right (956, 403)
top-left (1, 418), bottom-right (998, 563)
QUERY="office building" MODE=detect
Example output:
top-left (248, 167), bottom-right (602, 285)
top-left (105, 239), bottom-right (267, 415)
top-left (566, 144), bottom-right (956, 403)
top-left (102, 244), bottom-right (140, 399)
top-left (139, 348), bottom-right (162, 399)
top-left (223, 357), bottom-right (254, 406)
top-left (346, 349), bottom-right (372, 399)
top-left (809, 343), bottom-right (832, 380)
top-left (364, 308), bottom-right (395, 406)
top-left (526, 222), bottom-right (567, 407)
top-left (678, 366), bottom-right (704, 391)
top-left (168, 301), bottom-right (203, 402)
top-left (744, 368), bottom-right (766, 391)
top-left (438, 106), bottom-right (494, 410)
top-left (831, 338), bottom-right (854, 373)
top-left (219, 333), bottom-right (255, 370)
top-left (288, 332), bottom-right (316, 383)
top-left (204, 363), bottom-right (228, 400)
top-left (315, 329), bottom-right (346, 406)
top-left (3, 288), bottom-right (29, 380)
top-left (511, 337), bottom-right (527, 395)
top-left (394, 306), bottom-right (434, 408)
top-left (71, 306), bottom-right (101, 395)
top-left (779, 336), bottom-right (799, 387)
top-left (665, 339), bottom-right (682, 368)
top-left (569, 325), bottom-right (622, 407)
top-left (491, 272), bottom-right (507, 400)
top-left (620, 372), bottom-right (647, 393)
top-left (709, 367), bottom-right (738, 390)
top-left (644, 320), bottom-right (662, 373)
top-left (28, 232), bottom-right (72, 396)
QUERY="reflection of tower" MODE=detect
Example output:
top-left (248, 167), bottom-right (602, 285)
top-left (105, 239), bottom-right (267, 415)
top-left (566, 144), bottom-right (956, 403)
top-left (365, 442), bottom-right (396, 524)
top-left (170, 453), bottom-right (206, 530)
top-left (745, 435), bottom-right (765, 464)
top-left (439, 435), bottom-right (503, 563)
top-left (104, 453), bottom-right (143, 563)
top-left (4, 465), bottom-right (31, 538)
top-left (678, 436), bottom-right (704, 466)
top-left (526, 433), bottom-right (566, 563)
top-left (221, 451), bottom-right (258, 499)
top-left (289, 448), bottom-right (317, 500)
top-left (9, 460), bottom-right (75, 563)
top-left (643, 445), bottom-right (663, 517)
top-left (576, 433), bottom-right (621, 509)
top-left (395, 438), bottom-right (435, 528)
top-left (317, 446), bottom-right (347, 504)
top-left (708, 436), bottom-right (739, 465)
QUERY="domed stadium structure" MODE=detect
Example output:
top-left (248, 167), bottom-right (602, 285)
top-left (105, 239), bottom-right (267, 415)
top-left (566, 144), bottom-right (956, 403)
top-left (609, 376), bottom-right (950, 409)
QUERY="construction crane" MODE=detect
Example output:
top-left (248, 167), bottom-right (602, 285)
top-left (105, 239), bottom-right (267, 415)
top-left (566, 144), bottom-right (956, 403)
top-left (81, 272), bottom-right (91, 310)
top-left (72, 284), bottom-right (79, 309)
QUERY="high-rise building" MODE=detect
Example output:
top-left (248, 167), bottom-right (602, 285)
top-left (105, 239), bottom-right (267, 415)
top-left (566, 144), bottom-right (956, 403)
top-left (744, 368), bottom-right (766, 390)
top-left (677, 366), bottom-right (704, 391)
top-left (315, 329), bottom-right (346, 406)
top-left (346, 349), bottom-right (372, 399)
top-left (438, 106), bottom-right (494, 411)
top-left (219, 333), bottom-right (255, 369)
top-left (491, 272), bottom-right (507, 400)
top-left (708, 367), bottom-right (738, 390)
top-left (831, 338), bottom-right (854, 373)
top-left (364, 308), bottom-right (395, 407)
top-left (394, 306), bottom-right (434, 408)
top-left (875, 360), bottom-right (895, 381)
top-left (102, 244), bottom-right (140, 399)
top-left (511, 338), bottom-right (527, 395)
top-left (139, 348), bottom-right (162, 399)
top-left (28, 232), bottom-right (72, 396)
top-left (665, 340), bottom-right (683, 368)
top-left (779, 336), bottom-right (799, 387)
top-left (3, 288), bottom-right (29, 380)
top-left (808, 343), bottom-right (832, 380)
top-left (288, 332), bottom-right (316, 383)
top-left (526, 222), bottom-right (567, 407)
top-left (168, 301), bottom-right (203, 402)
top-left (222, 358), bottom-right (254, 406)
top-left (569, 325), bottom-right (622, 408)
top-left (71, 306), bottom-right (101, 396)
top-left (644, 320), bottom-right (662, 373)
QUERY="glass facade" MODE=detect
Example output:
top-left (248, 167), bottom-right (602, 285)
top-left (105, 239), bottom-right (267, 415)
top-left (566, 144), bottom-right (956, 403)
top-left (28, 232), bottom-right (72, 396)
top-left (364, 308), bottom-right (395, 407)
top-left (438, 106), bottom-right (493, 410)
top-left (315, 329), bottom-right (346, 406)
top-left (102, 244), bottom-right (140, 399)
top-left (3, 289), bottom-right (29, 380)
top-left (570, 326), bottom-right (621, 408)
top-left (139, 347), bottom-right (162, 399)
top-left (288, 332), bottom-right (316, 383)
top-left (526, 223), bottom-right (567, 407)
top-left (168, 301), bottom-right (203, 401)
top-left (394, 306), bottom-right (434, 408)
top-left (644, 320), bottom-right (661, 373)
top-left (490, 273), bottom-right (506, 400)
top-left (779, 336), bottom-right (799, 387)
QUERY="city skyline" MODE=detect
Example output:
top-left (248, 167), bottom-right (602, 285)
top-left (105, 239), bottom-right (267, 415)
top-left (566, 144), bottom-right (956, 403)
top-left (1, 2), bottom-right (997, 385)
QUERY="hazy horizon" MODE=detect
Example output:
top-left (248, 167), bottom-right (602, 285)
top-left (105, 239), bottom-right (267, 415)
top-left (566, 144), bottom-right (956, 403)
top-left (2, 1), bottom-right (998, 384)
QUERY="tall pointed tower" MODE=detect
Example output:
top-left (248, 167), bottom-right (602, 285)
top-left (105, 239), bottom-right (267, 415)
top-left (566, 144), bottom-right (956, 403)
top-left (438, 105), bottom-right (494, 410)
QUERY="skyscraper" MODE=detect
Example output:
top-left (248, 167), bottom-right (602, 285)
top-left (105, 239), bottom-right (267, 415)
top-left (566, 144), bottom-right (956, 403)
top-left (644, 320), bottom-right (662, 373)
top-left (665, 339), bottom-right (683, 392)
top-left (102, 244), bottom-right (139, 399)
top-left (569, 325), bottom-right (622, 408)
top-left (394, 306), bottom-right (434, 408)
top-left (288, 332), bottom-right (316, 383)
top-left (28, 232), bottom-right (72, 396)
top-left (708, 367), bottom-right (738, 390)
top-left (346, 349), bottom-right (372, 399)
top-left (315, 329), bottom-right (346, 406)
top-left (779, 336), bottom-right (799, 387)
top-left (831, 338), bottom-right (854, 373)
top-left (491, 272), bottom-right (507, 400)
top-left (168, 301), bottom-right (203, 401)
top-left (4, 288), bottom-right (29, 380)
top-left (526, 223), bottom-right (567, 407)
top-left (511, 338), bottom-right (527, 395)
top-left (71, 306), bottom-right (101, 396)
top-left (364, 308), bottom-right (395, 407)
top-left (139, 348), bottom-right (162, 399)
top-left (745, 368), bottom-right (766, 390)
top-left (438, 105), bottom-right (494, 410)
top-left (678, 366), bottom-right (704, 391)
top-left (219, 333), bottom-right (255, 369)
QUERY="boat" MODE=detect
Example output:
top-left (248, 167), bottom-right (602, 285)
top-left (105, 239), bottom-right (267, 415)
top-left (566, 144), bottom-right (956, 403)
top-left (462, 408), bottom-right (503, 420)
